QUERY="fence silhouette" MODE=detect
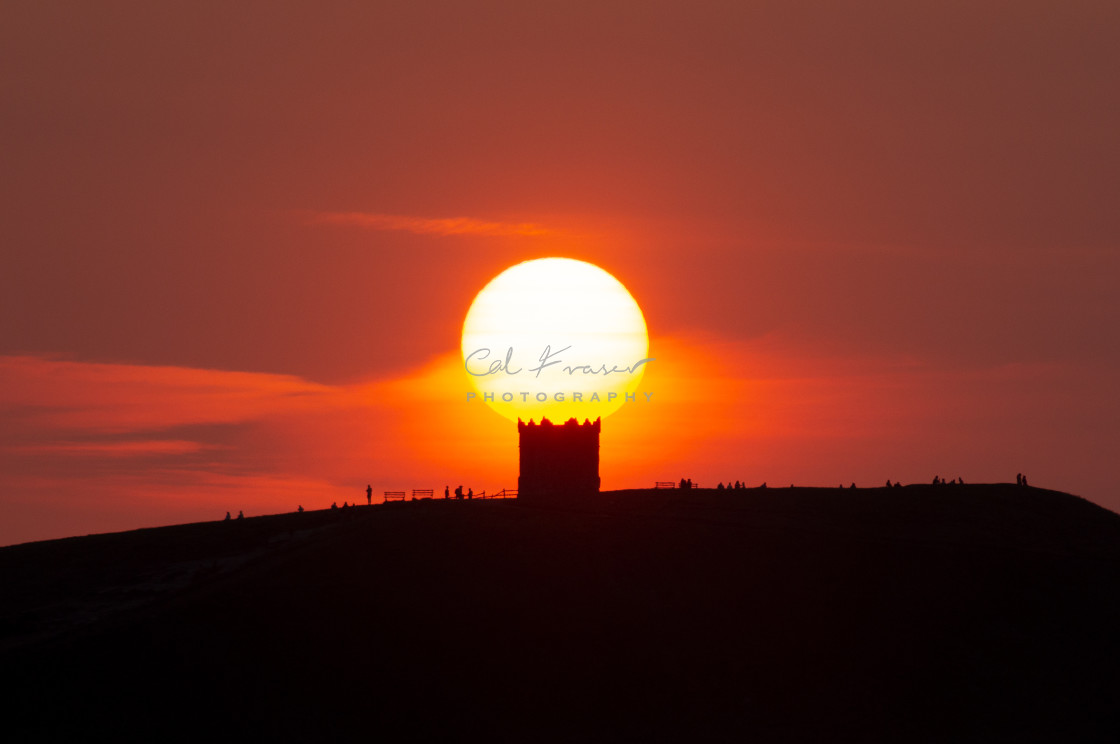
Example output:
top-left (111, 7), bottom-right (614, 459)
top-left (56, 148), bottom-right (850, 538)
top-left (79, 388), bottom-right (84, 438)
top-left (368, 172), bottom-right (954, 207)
top-left (378, 488), bottom-right (518, 502)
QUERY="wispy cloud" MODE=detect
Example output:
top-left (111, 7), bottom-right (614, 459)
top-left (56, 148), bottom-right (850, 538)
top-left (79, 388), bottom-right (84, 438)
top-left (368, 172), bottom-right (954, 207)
top-left (307, 211), bottom-right (551, 237)
top-left (13, 440), bottom-right (213, 457)
top-left (0, 355), bottom-right (341, 434)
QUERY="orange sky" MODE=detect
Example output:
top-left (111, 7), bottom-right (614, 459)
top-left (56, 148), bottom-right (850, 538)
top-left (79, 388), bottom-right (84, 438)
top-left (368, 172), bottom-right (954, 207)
top-left (2, 2), bottom-right (1118, 545)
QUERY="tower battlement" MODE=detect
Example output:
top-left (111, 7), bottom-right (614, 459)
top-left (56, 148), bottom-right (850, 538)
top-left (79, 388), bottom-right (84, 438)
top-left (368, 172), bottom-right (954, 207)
top-left (518, 417), bottom-right (601, 499)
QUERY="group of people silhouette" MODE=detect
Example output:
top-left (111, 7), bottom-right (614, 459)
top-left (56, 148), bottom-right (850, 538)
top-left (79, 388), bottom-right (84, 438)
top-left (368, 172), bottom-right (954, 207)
top-left (267, 470), bottom-right (1040, 520)
top-left (445, 485), bottom-right (473, 500)
top-left (689, 477), bottom-right (1012, 491)
top-left (229, 468), bottom-right (1041, 524)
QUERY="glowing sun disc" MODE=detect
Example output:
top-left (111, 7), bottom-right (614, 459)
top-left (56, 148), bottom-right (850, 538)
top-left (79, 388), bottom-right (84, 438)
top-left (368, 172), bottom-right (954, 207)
top-left (461, 258), bottom-right (650, 423)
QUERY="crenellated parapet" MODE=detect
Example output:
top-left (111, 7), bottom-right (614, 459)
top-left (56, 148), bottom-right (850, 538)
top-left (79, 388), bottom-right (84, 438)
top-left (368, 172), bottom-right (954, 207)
top-left (518, 417), bottom-right (601, 499)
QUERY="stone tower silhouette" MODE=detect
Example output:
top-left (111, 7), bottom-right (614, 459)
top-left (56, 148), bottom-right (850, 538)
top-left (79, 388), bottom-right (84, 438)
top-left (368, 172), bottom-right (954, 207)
top-left (518, 417), bottom-right (601, 499)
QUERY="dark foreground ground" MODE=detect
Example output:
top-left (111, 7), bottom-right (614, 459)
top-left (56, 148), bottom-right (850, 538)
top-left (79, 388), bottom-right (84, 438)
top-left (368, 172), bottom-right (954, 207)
top-left (2, 484), bottom-right (1119, 742)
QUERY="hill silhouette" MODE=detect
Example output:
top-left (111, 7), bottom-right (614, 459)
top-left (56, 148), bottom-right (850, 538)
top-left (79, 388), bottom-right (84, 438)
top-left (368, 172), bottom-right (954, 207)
top-left (2, 484), bottom-right (1119, 742)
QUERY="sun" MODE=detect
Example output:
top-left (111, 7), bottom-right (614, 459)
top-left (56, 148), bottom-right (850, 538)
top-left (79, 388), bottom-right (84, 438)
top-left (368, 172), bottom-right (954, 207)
top-left (461, 258), bottom-right (651, 423)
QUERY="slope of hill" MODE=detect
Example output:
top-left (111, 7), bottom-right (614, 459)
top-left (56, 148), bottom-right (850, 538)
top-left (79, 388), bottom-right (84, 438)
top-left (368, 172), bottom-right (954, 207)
top-left (2, 484), bottom-right (1118, 742)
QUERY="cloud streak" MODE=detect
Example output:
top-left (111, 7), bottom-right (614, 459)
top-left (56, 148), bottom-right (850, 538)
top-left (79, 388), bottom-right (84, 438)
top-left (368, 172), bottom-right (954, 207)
top-left (12, 440), bottom-right (214, 457)
top-left (307, 211), bottom-right (551, 237)
top-left (0, 355), bottom-right (341, 434)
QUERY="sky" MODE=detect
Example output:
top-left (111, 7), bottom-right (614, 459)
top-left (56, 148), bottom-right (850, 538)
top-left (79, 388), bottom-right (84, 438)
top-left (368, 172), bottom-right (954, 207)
top-left (2, 1), bottom-right (1118, 545)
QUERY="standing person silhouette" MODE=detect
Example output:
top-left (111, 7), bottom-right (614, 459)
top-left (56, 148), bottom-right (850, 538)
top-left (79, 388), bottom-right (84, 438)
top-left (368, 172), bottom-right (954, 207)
top-left (366, 484), bottom-right (372, 505)
top-left (444, 485), bottom-right (450, 499)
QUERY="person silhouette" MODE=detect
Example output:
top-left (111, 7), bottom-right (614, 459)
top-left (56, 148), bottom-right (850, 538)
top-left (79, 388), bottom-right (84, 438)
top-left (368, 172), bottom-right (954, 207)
top-left (237, 510), bottom-right (244, 520)
top-left (224, 511), bottom-right (231, 521)
top-left (455, 485), bottom-right (463, 500)
top-left (444, 485), bottom-right (450, 499)
top-left (1022, 474), bottom-right (1029, 487)
top-left (366, 484), bottom-right (372, 505)
top-left (467, 488), bottom-right (473, 500)
top-left (1016, 473), bottom-right (1022, 486)
top-left (297, 505), bottom-right (304, 513)
top-left (331, 502), bottom-right (338, 510)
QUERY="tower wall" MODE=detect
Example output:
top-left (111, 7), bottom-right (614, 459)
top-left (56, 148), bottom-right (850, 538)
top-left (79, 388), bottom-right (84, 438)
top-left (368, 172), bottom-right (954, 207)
top-left (518, 417), bottom-right (601, 499)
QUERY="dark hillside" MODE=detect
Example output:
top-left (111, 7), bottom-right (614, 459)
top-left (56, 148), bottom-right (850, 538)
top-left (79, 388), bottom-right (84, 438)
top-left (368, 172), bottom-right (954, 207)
top-left (2, 485), bottom-right (1118, 742)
